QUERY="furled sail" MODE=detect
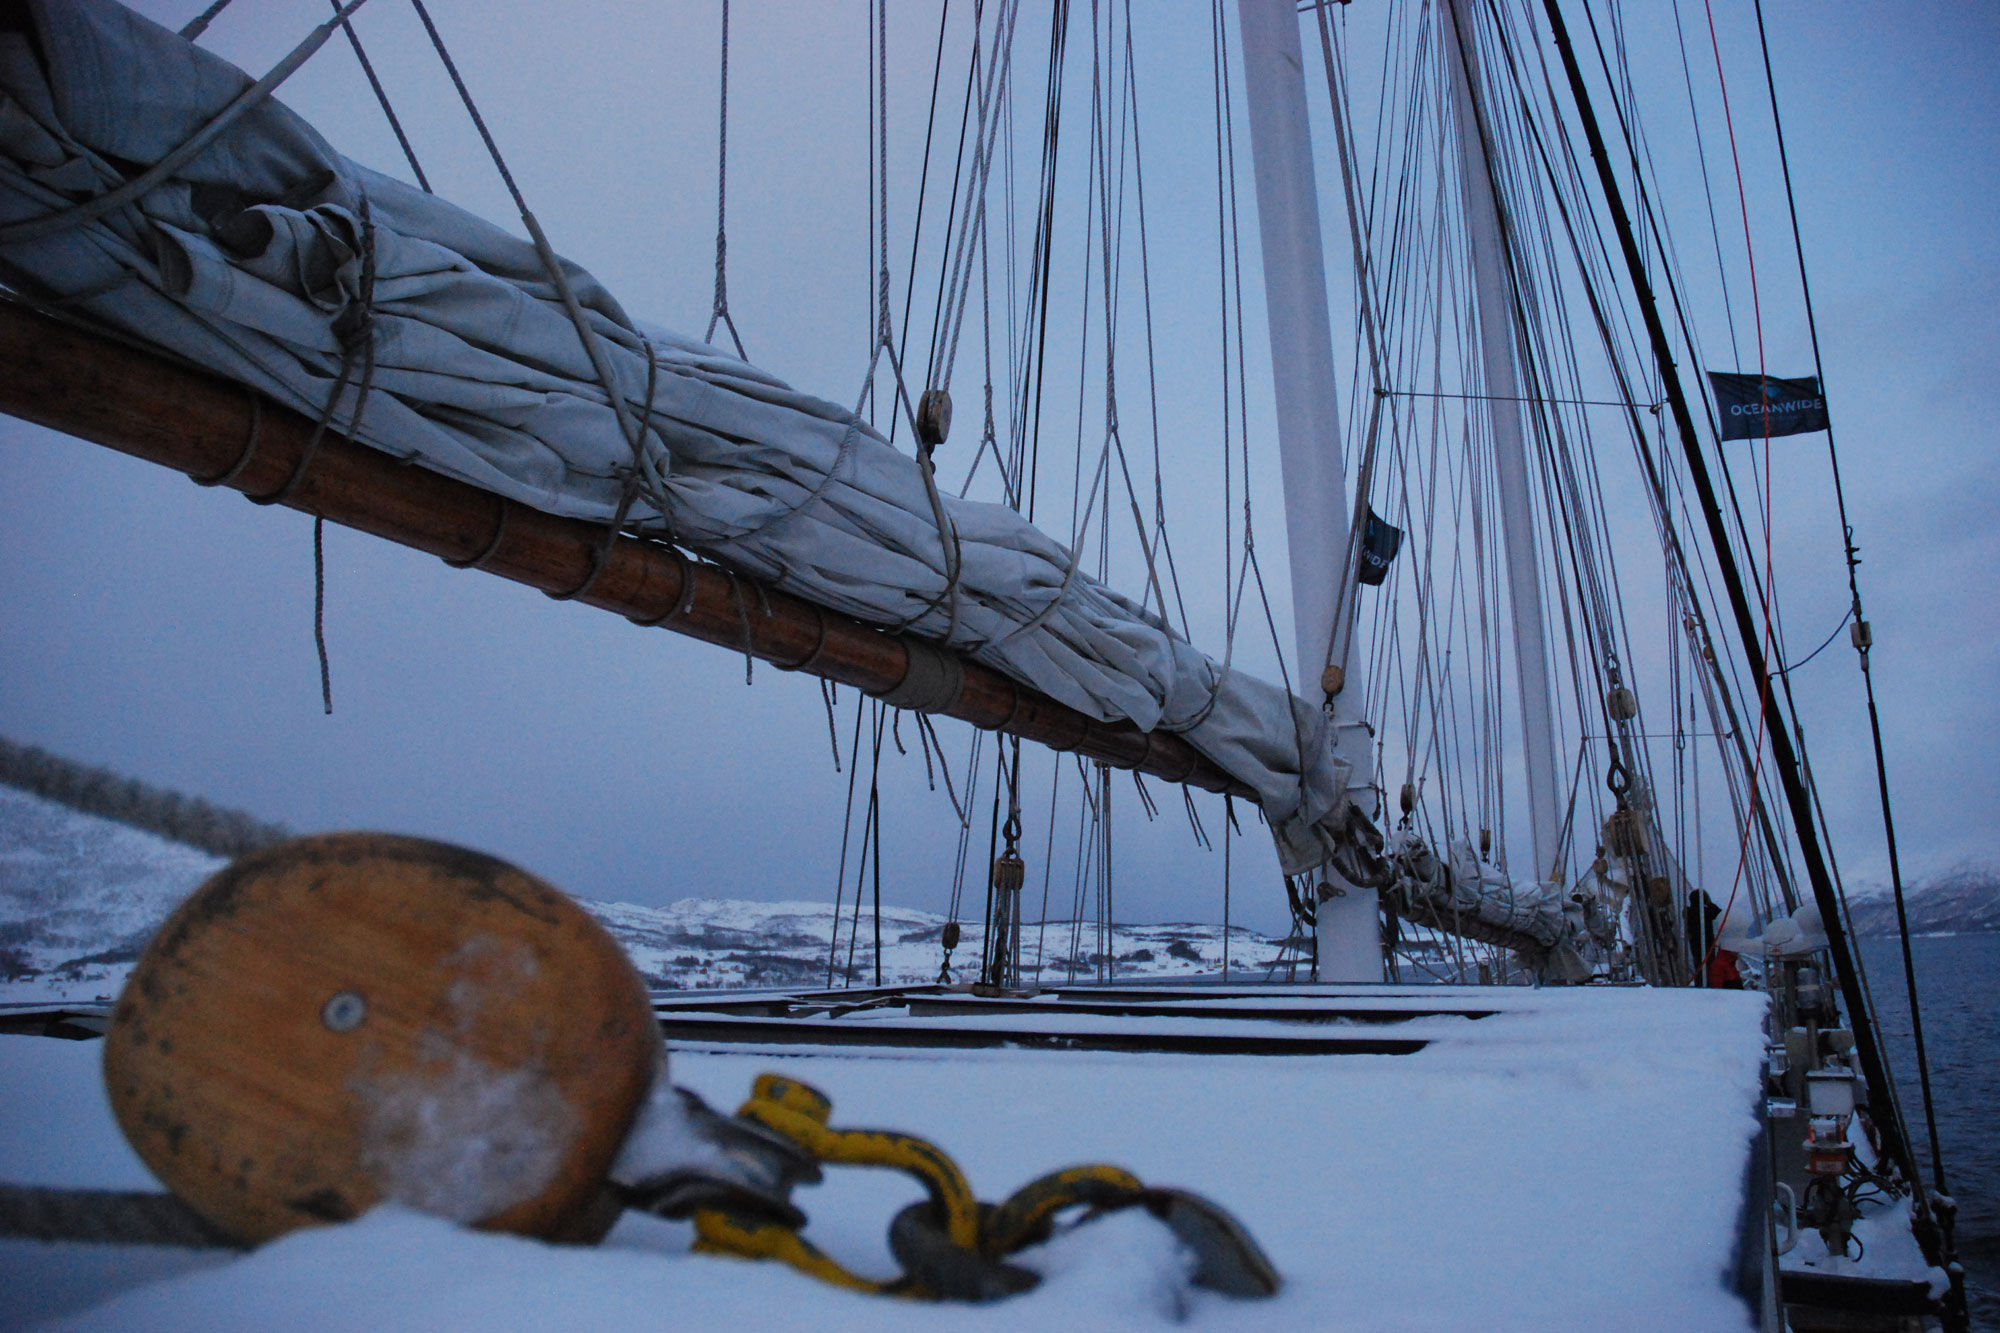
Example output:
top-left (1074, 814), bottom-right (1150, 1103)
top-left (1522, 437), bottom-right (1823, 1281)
top-left (0, 0), bottom-right (1365, 877)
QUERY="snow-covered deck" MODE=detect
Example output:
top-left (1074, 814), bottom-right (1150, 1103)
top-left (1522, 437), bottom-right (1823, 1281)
top-left (0, 983), bottom-right (1768, 1331)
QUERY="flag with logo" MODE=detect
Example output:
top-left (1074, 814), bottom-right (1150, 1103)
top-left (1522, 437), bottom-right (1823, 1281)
top-left (1706, 372), bottom-right (1828, 440)
top-left (1356, 508), bottom-right (1403, 587)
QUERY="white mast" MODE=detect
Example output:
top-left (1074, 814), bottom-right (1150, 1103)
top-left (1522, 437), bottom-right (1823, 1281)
top-left (1442, 0), bottom-right (1564, 884)
top-left (1235, 0), bottom-right (1381, 981)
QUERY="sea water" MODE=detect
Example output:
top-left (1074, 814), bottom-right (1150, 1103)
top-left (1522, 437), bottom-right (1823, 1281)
top-left (1859, 933), bottom-right (1999, 1331)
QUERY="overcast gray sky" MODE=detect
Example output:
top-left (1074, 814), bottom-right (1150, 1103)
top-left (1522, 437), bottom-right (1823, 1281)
top-left (1, 0), bottom-right (1994, 936)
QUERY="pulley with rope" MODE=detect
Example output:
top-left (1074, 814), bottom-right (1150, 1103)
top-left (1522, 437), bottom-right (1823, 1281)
top-left (984, 739), bottom-right (1027, 989)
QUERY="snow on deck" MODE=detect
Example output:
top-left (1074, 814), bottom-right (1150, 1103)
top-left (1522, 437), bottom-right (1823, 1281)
top-left (0, 985), bottom-right (1767, 1331)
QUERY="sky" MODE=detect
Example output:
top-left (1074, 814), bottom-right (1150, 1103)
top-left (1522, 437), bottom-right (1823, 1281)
top-left (1, 0), bottom-right (1995, 938)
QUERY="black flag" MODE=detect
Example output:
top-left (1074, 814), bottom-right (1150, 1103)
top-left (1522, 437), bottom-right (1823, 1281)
top-left (1706, 371), bottom-right (1828, 441)
top-left (1356, 508), bottom-right (1402, 587)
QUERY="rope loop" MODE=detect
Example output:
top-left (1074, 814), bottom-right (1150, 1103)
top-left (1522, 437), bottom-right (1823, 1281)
top-left (192, 393), bottom-right (264, 489)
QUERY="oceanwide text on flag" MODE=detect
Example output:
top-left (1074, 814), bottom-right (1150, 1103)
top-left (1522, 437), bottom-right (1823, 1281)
top-left (1356, 509), bottom-right (1403, 587)
top-left (1706, 371), bottom-right (1829, 441)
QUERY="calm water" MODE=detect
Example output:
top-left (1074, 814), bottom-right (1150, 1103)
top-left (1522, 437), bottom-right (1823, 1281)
top-left (1858, 933), bottom-right (1999, 1331)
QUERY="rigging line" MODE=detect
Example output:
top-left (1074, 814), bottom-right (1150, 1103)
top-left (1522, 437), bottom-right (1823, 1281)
top-left (1221, 794), bottom-right (1231, 982)
top-left (1030, 751), bottom-right (1062, 983)
top-left (406, 0), bottom-right (656, 485)
top-left (1667, 0), bottom-right (1742, 364)
top-left (928, 0), bottom-right (1008, 400)
top-left (937, 1), bottom-right (1026, 395)
top-left (1773, 608), bottom-right (1852, 678)
top-left (883, 0), bottom-right (952, 425)
top-left (1083, 6), bottom-right (1174, 630)
top-left (325, 0), bottom-right (430, 192)
top-left (1541, 0), bottom-right (1920, 1189)
top-left (1209, 0), bottom-right (1235, 650)
top-left (825, 694), bottom-right (868, 987)
top-left (1382, 387), bottom-right (1655, 410)
top-left (1570, 3), bottom-right (1802, 901)
top-left (1751, 0), bottom-right (1946, 1206)
top-left (1315, 4), bottom-right (1398, 675)
top-left (1695, 0), bottom-right (1778, 928)
top-left (1119, 4), bottom-right (1193, 637)
top-left (922, 0), bottom-right (990, 395)
top-left (1504, 33), bottom-right (1797, 910)
top-left (705, 0), bottom-right (746, 358)
top-left (980, 743), bottom-right (1004, 982)
top-left (312, 518), bottom-right (332, 714)
top-left (914, 712), bottom-right (968, 823)
top-left (179, 0), bottom-right (236, 40)
top-left (944, 731), bottom-right (986, 942)
top-left (925, 2), bottom-right (988, 391)
top-left (818, 679), bottom-right (843, 772)
top-left (1020, 0), bottom-right (1071, 525)
top-left (1575, 3), bottom-right (1791, 673)
top-left (872, 723), bottom-right (885, 988)
top-left (845, 701), bottom-right (888, 985)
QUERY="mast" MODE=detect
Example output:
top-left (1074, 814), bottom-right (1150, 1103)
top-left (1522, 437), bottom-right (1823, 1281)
top-left (1442, 0), bottom-right (1565, 886)
top-left (1235, 0), bottom-right (1381, 981)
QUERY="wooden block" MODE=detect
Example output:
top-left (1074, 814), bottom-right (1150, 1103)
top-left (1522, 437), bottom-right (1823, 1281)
top-left (103, 833), bottom-right (658, 1244)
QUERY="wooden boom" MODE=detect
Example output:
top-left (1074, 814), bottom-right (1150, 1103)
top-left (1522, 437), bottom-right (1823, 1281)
top-left (0, 301), bottom-right (1249, 799)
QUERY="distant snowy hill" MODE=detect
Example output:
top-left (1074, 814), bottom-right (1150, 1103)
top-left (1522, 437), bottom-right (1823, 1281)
top-left (0, 786), bottom-right (222, 985)
top-left (1845, 863), bottom-right (2000, 937)
top-left (0, 786), bottom-right (1290, 1001)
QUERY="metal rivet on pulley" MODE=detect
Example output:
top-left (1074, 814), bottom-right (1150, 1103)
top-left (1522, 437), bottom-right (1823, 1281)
top-left (916, 388), bottom-right (952, 448)
top-left (321, 990), bottom-right (367, 1033)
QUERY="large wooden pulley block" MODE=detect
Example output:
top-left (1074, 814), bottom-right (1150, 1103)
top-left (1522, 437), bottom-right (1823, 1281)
top-left (103, 833), bottom-right (659, 1244)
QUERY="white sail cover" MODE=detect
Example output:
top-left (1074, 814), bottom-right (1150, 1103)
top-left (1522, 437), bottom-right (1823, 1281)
top-left (0, 0), bottom-right (1362, 875)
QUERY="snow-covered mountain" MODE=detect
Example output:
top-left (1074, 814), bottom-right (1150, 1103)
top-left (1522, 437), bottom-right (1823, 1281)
top-left (1844, 862), bottom-right (2000, 937)
top-left (0, 785), bottom-right (1291, 1001)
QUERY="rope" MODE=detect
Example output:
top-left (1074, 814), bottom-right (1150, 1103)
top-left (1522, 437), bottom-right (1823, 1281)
top-left (178, 0), bottom-right (238, 41)
top-left (1693, 0), bottom-right (1775, 960)
top-left (0, 1185), bottom-right (240, 1249)
top-left (819, 679), bottom-right (843, 773)
top-left (1750, 0), bottom-right (1949, 1205)
top-left (704, 0), bottom-right (747, 359)
top-left (825, 695), bottom-right (868, 987)
top-left (844, 0), bottom-right (966, 646)
top-left (248, 191), bottom-right (384, 715)
top-left (313, 518), bottom-right (332, 714)
top-left (407, 0), bottom-right (658, 495)
top-left (326, 0), bottom-right (431, 192)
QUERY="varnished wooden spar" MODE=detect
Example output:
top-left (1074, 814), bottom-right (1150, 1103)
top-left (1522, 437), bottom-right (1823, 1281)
top-left (0, 301), bottom-right (1249, 798)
